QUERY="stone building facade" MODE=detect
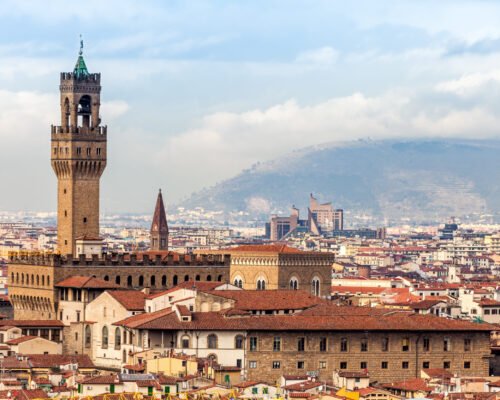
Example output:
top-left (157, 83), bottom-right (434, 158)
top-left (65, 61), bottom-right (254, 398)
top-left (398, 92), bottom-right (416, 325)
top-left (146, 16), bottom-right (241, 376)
top-left (245, 330), bottom-right (490, 383)
top-left (8, 252), bottom-right (230, 320)
top-left (221, 245), bottom-right (334, 297)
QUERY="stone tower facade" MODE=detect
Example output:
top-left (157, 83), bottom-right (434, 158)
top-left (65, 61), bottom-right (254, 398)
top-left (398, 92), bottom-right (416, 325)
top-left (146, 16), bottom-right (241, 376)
top-left (51, 47), bottom-right (107, 255)
top-left (150, 189), bottom-right (169, 251)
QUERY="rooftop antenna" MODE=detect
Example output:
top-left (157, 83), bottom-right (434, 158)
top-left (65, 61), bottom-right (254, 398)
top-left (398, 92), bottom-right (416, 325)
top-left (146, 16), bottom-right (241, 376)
top-left (79, 34), bottom-right (84, 56)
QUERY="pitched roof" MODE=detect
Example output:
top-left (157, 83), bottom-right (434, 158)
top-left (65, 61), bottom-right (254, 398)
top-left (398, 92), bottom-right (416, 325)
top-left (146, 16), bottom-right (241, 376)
top-left (115, 305), bottom-right (492, 332)
top-left (422, 368), bottom-right (454, 379)
top-left (56, 276), bottom-right (120, 289)
top-left (381, 378), bottom-right (433, 392)
top-left (26, 354), bottom-right (94, 369)
top-left (0, 320), bottom-right (64, 328)
top-left (5, 336), bottom-right (39, 345)
top-left (207, 289), bottom-right (324, 311)
top-left (151, 189), bottom-right (168, 234)
top-left (15, 389), bottom-right (49, 400)
top-left (81, 375), bottom-right (120, 385)
top-left (108, 290), bottom-right (146, 311)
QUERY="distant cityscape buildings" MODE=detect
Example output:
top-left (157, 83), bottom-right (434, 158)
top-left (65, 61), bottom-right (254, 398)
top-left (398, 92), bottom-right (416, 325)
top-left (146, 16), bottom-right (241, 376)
top-left (265, 193), bottom-right (386, 241)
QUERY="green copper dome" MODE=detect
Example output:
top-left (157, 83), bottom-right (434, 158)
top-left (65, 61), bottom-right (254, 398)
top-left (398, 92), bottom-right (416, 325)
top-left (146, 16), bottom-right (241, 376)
top-left (73, 54), bottom-right (89, 79)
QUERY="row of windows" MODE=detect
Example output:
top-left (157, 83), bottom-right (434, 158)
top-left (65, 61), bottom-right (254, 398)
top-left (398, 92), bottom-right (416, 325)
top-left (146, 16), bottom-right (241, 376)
top-left (180, 334), bottom-right (245, 350)
top-left (484, 309), bottom-right (500, 315)
top-left (11, 272), bottom-right (50, 287)
top-left (104, 273), bottom-right (223, 288)
top-left (53, 147), bottom-right (102, 156)
top-left (248, 360), bottom-right (472, 370)
top-left (249, 336), bottom-right (472, 352)
top-left (233, 277), bottom-right (321, 295)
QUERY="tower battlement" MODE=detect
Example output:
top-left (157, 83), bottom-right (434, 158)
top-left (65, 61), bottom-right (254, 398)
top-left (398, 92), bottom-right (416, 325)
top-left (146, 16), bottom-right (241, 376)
top-left (51, 125), bottom-right (107, 136)
top-left (60, 72), bottom-right (101, 83)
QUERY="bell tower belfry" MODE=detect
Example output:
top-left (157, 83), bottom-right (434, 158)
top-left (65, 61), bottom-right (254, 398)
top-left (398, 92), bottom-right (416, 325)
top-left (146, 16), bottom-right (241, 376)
top-left (51, 40), bottom-right (107, 255)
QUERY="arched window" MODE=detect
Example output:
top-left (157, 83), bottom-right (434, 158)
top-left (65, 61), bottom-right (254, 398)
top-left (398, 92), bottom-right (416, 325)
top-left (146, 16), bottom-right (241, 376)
top-left (235, 335), bottom-right (245, 349)
top-left (115, 276), bottom-right (121, 285)
top-left (161, 275), bottom-right (167, 287)
top-left (102, 326), bottom-right (109, 349)
top-left (195, 275), bottom-right (201, 281)
top-left (10, 273), bottom-right (13, 283)
top-left (150, 275), bottom-right (156, 287)
top-left (47, 276), bottom-right (50, 286)
top-left (138, 276), bottom-right (144, 286)
top-left (181, 335), bottom-right (190, 349)
top-left (206, 275), bottom-right (212, 282)
top-left (104, 275), bottom-right (109, 281)
top-left (207, 334), bottom-right (218, 349)
top-left (184, 275), bottom-right (189, 282)
top-left (233, 278), bottom-right (243, 288)
top-left (311, 277), bottom-right (321, 296)
top-left (127, 276), bottom-right (133, 288)
top-left (21, 274), bottom-right (24, 284)
top-left (31, 274), bottom-right (34, 285)
top-left (115, 328), bottom-right (121, 350)
top-left (16, 273), bottom-right (19, 284)
top-left (36, 275), bottom-right (39, 286)
top-left (256, 279), bottom-right (266, 290)
top-left (84, 325), bottom-right (91, 348)
top-left (217, 275), bottom-right (223, 282)
top-left (41, 276), bottom-right (45, 286)
top-left (173, 275), bottom-right (178, 286)
top-left (123, 349), bottom-right (127, 363)
top-left (290, 277), bottom-right (299, 290)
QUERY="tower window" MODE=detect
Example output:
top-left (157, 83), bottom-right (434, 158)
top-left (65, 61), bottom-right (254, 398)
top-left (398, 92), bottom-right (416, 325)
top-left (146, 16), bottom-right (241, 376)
top-left (53, 148), bottom-right (57, 155)
top-left (96, 148), bottom-right (101, 156)
top-left (86, 148), bottom-right (91, 156)
top-left (76, 147), bottom-right (81, 155)
top-left (83, 217), bottom-right (87, 223)
top-left (64, 210), bottom-right (67, 217)
top-left (63, 189), bottom-right (67, 194)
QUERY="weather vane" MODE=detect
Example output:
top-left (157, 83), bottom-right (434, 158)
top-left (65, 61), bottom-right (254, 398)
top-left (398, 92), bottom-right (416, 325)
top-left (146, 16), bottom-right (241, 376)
top-left (79, 34), bottom-right (84, 56)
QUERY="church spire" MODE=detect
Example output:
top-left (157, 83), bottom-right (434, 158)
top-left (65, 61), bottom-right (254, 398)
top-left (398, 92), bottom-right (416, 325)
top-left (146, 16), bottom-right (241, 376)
top-left (150, 189), bottom-right (169, 251)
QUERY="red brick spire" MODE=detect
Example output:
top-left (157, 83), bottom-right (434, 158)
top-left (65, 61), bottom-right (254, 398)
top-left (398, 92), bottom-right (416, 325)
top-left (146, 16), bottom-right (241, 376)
top-left (150, 189), bottom-right (169, 250)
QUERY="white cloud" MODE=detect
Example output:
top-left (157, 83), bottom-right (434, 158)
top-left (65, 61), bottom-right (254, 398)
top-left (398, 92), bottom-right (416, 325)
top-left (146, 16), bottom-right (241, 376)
top-left (296, 47), bottom-right (339, 65)
top-left (436, 70), bottom-right (500, 96)
top-left (101, 100), bottom-right (130, 120)
top-left (153, 88), bottom-right (500, 197)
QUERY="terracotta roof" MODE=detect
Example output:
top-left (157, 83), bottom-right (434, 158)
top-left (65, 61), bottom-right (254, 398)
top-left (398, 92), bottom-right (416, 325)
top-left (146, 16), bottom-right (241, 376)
top-left (283, 375), bottom-right (309, 381)
top-left (5, 336), bottom-right (39, 345)
top-left (14, 389), bottom-right (48, 400)
top-left (123, 364), bottom-right (145, 372)
top-left (381, 378), bottom-right (433, 392)
top-left (157, 375), bottom-right (180, 385)
top-left (108, 290), bottom-right (146, 311)
top-left (26, 354), bottom-right (94, 369)
top-left (422, 368), bottom-right (454, 379)
top-left (146, 281), bottom-right (222, 299)
top-left (289, 393), bottom-right (311, 398)
top-left (479, 299), bottom-right (500, 306)
top-left (56, 276), bottom-right (120, 289)
top-left (410, 299), bottom-right (447, 310)
top-left (0, 320), bottom-right (64, 328)
top-left (81, 375), bottom-right (120, 385)
top-left (208, 289), bottom-right (324, 311)
top-left (115, 305), bottom-right (492, 332)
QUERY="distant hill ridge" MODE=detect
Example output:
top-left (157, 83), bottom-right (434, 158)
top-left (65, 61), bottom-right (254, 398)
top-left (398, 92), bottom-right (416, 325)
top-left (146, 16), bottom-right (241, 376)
top-left (181, 139), bottom-right (500, 223)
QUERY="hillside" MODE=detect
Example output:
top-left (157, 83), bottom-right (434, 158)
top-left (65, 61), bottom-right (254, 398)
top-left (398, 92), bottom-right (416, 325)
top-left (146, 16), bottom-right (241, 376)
top-left (182, 139), bottom-right (500, 223)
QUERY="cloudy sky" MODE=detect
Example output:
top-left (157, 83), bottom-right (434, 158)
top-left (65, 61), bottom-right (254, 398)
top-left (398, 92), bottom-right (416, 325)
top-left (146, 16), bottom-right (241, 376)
top-left (1, 0), bottom-right (500, 213)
